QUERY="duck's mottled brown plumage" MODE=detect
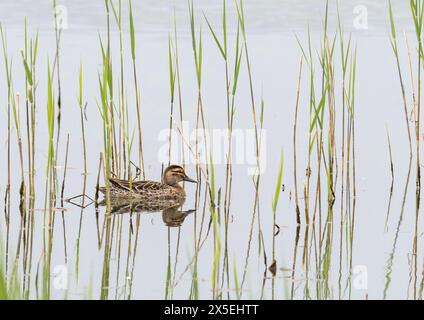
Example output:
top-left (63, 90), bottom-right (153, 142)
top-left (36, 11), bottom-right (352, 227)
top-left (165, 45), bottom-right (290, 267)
top-left (100, 178), bottom-right (186, 201)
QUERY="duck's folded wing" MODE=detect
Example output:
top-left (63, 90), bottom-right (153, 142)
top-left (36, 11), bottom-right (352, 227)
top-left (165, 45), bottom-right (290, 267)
top-left (133, 180), bottom-right (164, 193)
top-left (109, 178), bottom-right (131, 191)
top-left (109, 178), bottom-right (163, 192)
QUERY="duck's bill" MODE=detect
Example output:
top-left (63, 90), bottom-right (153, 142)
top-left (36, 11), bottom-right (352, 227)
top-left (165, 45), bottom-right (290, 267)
top-left (182, 209), bottom-right (196, 215)
top-left (183, 176), bottom-right (197, 183)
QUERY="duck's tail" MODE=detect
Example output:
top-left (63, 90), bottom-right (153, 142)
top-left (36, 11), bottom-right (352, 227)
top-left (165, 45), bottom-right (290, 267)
top-left (98, 179), bottom-right (122, 195)
top-left (98, 186), bottom-right (106, 194)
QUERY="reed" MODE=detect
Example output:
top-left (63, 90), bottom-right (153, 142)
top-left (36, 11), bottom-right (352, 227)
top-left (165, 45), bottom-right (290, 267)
top-left (165, 23), bottom-right (178, 299)
top-left (387, 0), bottom-right (424, 298)
top-left (38, 59), bottom-right (56, 300)
top-left (173, 11), bottom-right (186, 169)
top-left (384, 127), bottom-right (395, 231)
top-left (46, 61), bottom-right (56, 200)
top-left (165, 227), bottom-right (172, 299)
top-left (208, 152), bottom-right (221, 299)
top-left (78, 63), bottom-right (87, 181)
top-left (188, 0), bottom-right (208, 300)
top-left (9, 93), bottom-right (27, 297)
top-left (99, 0), bottom-right (141, 299)
top-left (346, 46), bottom-right (358, 276)
top-left (236, 0), bottom-right (266, 294)
top-left (410, 0), bottom-right (423, 217)
top-left (74, 63), bottom-right (88, 286)
top-left (168, 28), bottom-right (176, 166)
top-left (204, 0), bottom-right (243, 297)
top-left (233, 257), bottom-right (240, 300)
top-left (60, 134), bottom-right (70, 262)
top-left (20, 22), bottom-right (39, 290)
top-left (102, 0), bottom-right (118, 176)
top-left (0, 242), bottom-right (21, 300)
top-left (110, 0), bottom-right (130, 178)
top-left (98, 38), bottom-right (113, 208)
top-left (408, 3), bottom-right (424, 299)
top-left (170, 226), bottom-right (182, 300)
top-left (11, 92), bottom-right (26, 213)
top-left (290, 1), bottom-right (359, 299)
top-left (295, 29), bottom-right (314, 225)
top-left (336, 38), bottom-right (358, 298)
top-left (293, 58), bottom-right (303, 224)
top-left (98, 48), bottom-right (113, 298)
top-left (388, 1), bottom-right (413, 161)
top-left (18, 20), bottom-right (38, 299)
top-left (25, 23), bottom-right (38, 207)
top-left (0, 23), bottom-right (12, 276)
top-left (271, 149), bottom-right (284, 299)
top-left (318, 5), bottom-right (337, 298)
top-left (53, 0), bottom-right (63, 161)
top-left (129, 0), bottom-right (145, 178)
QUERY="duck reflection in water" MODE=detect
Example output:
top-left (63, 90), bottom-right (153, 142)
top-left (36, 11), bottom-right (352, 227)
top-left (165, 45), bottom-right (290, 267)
top-left (98, 197), bottom-right (195, 228)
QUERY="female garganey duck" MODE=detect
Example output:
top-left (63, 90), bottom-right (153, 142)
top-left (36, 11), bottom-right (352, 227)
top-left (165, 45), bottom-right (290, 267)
top-left (100, 165), bottom-right (196, 204)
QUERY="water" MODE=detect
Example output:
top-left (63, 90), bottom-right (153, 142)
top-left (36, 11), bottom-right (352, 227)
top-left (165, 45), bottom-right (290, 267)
top-left (0, 0), bottom-right (422, 300)
top-left (0, 0), bottom-right (414, 34)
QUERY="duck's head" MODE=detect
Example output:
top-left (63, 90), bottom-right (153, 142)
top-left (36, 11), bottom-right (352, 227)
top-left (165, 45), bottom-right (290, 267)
top-left (163, 165), bottom-right (196, 186)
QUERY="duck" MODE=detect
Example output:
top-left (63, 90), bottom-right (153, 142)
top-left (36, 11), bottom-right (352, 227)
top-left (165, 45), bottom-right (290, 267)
top-left (99, 165), bottom-right (196, 204)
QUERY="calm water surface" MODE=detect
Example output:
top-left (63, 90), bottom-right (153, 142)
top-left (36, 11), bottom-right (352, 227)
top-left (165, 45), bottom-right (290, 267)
top-left (0, 0), bottom-right (422, 300)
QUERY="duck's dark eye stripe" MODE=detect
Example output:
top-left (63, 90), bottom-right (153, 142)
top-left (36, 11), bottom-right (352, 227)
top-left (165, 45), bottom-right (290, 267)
top-left (166, 165), bottom-right (184, 172)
